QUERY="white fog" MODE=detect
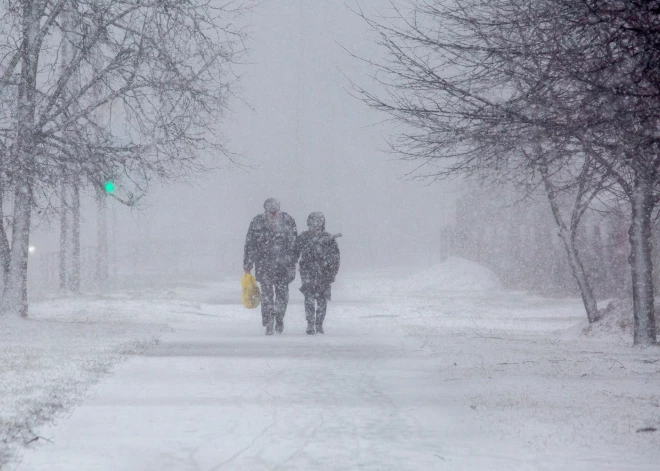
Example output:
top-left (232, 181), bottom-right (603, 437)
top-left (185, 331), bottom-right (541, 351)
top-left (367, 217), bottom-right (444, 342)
top-left (29, 1), bottom-right (448, 282)
top-left (2, 1), bottom-right (659, 470)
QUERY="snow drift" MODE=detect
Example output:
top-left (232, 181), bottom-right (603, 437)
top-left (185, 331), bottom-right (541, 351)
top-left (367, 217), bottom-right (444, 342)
top-left (399, 256), bottom-right (502, 294)
top-left (338, 256), bottom-right (501, 300)
top-left (582, 298), bottom-right (659, 344)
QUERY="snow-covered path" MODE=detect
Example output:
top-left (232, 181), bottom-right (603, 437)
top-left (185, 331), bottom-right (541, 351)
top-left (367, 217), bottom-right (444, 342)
top-left (15, 305), bottom-right (482, 470)
top-left (10, 259), bottom-right (660, 470)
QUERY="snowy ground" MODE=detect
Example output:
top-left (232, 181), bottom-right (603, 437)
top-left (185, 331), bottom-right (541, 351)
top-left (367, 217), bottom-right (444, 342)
top-left (2, 258), bottom-right (660, 470)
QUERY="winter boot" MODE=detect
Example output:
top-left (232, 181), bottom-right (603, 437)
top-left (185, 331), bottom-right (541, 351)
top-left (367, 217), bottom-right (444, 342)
top-left (275, 316), bottom-right (284, 334)
top-left (306, 322), bottom-right (315, 335)
top-left (315, 324), bottom-right (324, 334)
top-left (265, 316), bottom-right (274, 335)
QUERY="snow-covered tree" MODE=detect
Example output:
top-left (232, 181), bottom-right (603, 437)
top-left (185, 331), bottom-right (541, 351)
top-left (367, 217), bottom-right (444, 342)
top-left (0, 0), bottom-right (247, 317)
top-left (357, 0), bottom-right (660, 344)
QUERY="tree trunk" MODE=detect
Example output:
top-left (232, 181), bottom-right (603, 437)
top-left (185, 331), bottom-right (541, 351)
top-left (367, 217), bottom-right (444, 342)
top-left (0, 185), bottom-right (10, 290)
top-left (4, 0), bottom-right (39, 317)
top-left (591, 223), bottom-right (604, 298)
top-left (111, 200), bottom-right (118, 280)
top-left (628, 175), bottom-right (657, 345)
top-left (544, 180), bottom-right (600, 323)
top-left (59, 180), bottom-right (68, 290)
top-left (58, 6), bottom-right (72, 292)
top-left (4, 182), bottom-right (32, 317)
top-left (69, 181), bottom-right (81, 293)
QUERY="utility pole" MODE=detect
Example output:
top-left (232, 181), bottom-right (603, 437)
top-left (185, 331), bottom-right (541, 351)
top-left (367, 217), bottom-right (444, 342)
top-left (59, 179), bottom-right (68, 290)
top-left (70, 181), bottom-right (81, 292)
top-left (96, 188), bottom-right (109, 283)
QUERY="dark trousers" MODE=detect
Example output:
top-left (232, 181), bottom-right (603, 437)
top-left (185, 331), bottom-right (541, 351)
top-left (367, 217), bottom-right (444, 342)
top-left (261, 280), bottom-right (289, 326)
top-left (304, 294), bottom-right (328, 327)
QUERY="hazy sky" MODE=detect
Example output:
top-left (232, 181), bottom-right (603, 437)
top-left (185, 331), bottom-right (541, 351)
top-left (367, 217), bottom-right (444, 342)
top-left (33, 1), bottom-right (451, 274)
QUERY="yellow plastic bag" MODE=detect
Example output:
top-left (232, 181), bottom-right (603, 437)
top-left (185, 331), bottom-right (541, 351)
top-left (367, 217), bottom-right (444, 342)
top-left (241, 272), bottom-right (260, 309)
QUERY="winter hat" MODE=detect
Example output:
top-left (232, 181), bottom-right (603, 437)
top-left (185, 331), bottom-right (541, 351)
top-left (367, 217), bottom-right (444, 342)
top-left (264, 198), bottom-right (280, 213)
top-left (307, 212), bottom-right (325, 230)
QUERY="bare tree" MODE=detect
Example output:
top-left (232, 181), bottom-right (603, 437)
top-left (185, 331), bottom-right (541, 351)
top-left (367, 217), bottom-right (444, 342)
top-left (0, 0), bottom-right (248, 317)
top-left (356, 0), bottom-right (660, 344)
top-left (489, 0), bottom-right (660, 344)
top-left (550, 0), bottom-right (660, 345)
top-left (537, 154), bottom-right (608, 323)
top-left (353, 0), bottom-right (606, 324)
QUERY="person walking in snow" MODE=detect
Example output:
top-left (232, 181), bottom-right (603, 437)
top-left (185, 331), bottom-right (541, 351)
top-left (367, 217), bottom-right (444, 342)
top-left (295, 212), bottom-right (341, 335)
top-left (244, 198), bottom-right (298, 335)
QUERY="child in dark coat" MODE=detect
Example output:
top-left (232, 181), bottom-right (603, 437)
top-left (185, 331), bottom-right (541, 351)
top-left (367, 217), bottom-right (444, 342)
top-left (295, 212), bottom-right (340, 334)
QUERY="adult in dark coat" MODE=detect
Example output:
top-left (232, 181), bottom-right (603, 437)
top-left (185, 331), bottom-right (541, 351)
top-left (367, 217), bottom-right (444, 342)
top-left (295, 212), bottom-right (340, 335)
top-left (244, 198), bottom-right (297, 335)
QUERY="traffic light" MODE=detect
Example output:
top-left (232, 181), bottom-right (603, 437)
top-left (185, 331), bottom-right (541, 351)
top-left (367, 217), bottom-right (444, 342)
top-left (104, 180), bottom-right (115, 194)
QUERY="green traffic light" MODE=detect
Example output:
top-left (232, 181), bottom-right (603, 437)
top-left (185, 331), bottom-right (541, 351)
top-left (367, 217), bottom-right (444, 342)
top-left (104, 181), bottom-right (115, 193)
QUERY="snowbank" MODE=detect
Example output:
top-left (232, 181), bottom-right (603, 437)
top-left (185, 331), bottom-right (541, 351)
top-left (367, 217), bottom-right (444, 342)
top-left (0, 295), bottom-right (181, 467)
top-left (0, 279), bottom-right (249, 467)
top-left (582, 299), bottom-right (634, 343)
top-left (582, 298), bottom-right (659, 344)
top-left (5, 273), bottom-right (660, 470)
top-left (337, 256), bottom-right (501, 300)
top-left (398, 256), bottom-right (502, 294)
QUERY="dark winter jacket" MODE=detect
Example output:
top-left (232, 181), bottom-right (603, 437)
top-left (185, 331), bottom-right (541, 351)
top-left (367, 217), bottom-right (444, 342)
top-left (244, 212), bottom-right (297, 283)
top-left (295, 230), bottom-right (340, 298)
